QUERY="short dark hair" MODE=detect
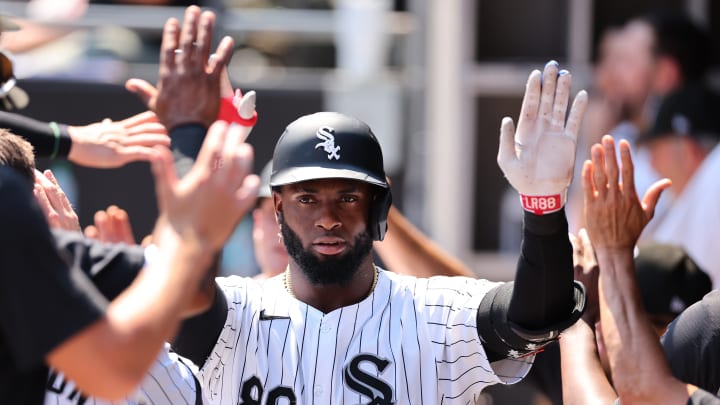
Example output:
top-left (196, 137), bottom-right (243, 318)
top-left (643, 11), bottom-right (714, 82)
top-left (0, 128), bottom-right (35, 184)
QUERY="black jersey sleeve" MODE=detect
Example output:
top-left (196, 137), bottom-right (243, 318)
top-left (477, 209), bottom-right (585, 361)
top-left (0, 111), bottom-right (72, 158)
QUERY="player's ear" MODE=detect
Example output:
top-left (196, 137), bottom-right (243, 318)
top-left (273, 190), bottom-right (283, 224)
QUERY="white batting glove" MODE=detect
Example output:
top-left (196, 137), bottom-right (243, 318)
top-left (497, 60), bottom-right (588, 215)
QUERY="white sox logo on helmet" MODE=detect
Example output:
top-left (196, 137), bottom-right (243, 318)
top-left (315, 126), bottom-right (341, 160)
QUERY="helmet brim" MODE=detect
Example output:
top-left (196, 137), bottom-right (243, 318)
top-left (270, 166), bottom-right (388, 189)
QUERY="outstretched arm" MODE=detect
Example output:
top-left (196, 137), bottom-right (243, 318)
top-left (582, 135), bottom-right (701, 403)
top-left (478, 61), bottom-right (588, 361)
top-left (560, 229), bottom-right (617, 405)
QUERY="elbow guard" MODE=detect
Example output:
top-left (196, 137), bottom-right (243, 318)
top-left (477, 281), bottom-right (586, 362)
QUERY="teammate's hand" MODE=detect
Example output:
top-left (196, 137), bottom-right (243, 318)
top-left (67, 111), bottom-right (170, 168)
top-left (126, 5), bottom-right (234, 131)
top-left (498, 60), bottom-right (588, 215)
top-left (33, 169), bottom-right (81, 232)
top-left (582, 135), bottom-right (671, 250)
top-left (150, 120), bottom-right (260, 252)
top-left (84, 205), bottom-right (136, 245)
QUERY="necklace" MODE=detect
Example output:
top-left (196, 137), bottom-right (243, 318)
top-left (284, 266), bottom-right (379, 300)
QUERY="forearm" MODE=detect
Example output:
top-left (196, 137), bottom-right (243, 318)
top-left (560, 320), bottom-right (616, 405)
top-left (374, 206), bottom-right (474, 277)
top-left (508, 209), bottom-right (576, 329)
top-left (47, 232), bottom-right (214, 399)
top-left (0, 111), bottom-right (72, 158)
top-left (597, 248), bottom-right (692, 403)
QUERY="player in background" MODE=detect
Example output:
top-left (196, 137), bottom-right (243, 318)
top-left (168, 59), bottom-right (587, 404)
top-left (251, 160), bottom-right (290, 280)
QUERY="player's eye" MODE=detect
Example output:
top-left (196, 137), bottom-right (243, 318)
top-left (297, 195), bottom-right (315, 204)
top-left (340, 195), bottom-right (359, 203)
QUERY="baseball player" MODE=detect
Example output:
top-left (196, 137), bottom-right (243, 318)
top-left (170, 60), bottom-right (588, 404)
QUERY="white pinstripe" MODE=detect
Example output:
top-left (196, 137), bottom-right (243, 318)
top-left (44, 343), bottom-right (204, 405)
top-left (200, 270), bottom-right (534, 404)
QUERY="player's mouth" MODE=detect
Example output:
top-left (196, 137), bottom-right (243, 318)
top-left (312, 236), bottom-right (347, 255)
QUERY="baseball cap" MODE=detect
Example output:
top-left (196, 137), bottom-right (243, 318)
top-left (635, 242), bottom-right (712, 317)
top-left (638, 84), bottom-right (720, 144)
top-left (0, 51), bottom-right (29, 110)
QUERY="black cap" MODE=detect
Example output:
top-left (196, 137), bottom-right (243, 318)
top-left (638, 84), bottom-right (720, 144)
top-left (635, 242), bottom-right (712, 316)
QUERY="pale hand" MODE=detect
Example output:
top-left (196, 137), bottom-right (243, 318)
top-left (498, 61), bottom-right (588, 215)
top-left (67, 111), bottom-right (169, 168)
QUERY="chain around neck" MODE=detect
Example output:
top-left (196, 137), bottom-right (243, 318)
top-left (283, 266), bottom-right (379, 300)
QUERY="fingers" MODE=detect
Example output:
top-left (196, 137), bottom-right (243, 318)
top-left (124, 123), bottom-right (169, 137)
top-left (564, 90), bottom-right (588, 142)
top-left (207, 36), bottom-right (234, 77)
top-left (578, 228), bottom-right (597, 269)
top-left (569, 232), bottom-right (582, 268)
top-left (176, 6), bottom-right (201, 67)
top-left (84, 225), bottom-right (99, 239)
top-left (497, 117), bottom-right (517, 165)
top-left (601, 136), bottom-right (619, 197)
top-left (549, 69), bottom-right (571, 133)
top-left (235, 173), bottom-right (261, 214)
top-left (641, 178), bottom-right (672, 221)
top-left (92, 206), bottom-right (136, 244)
top-left (121, 110), bottom-right (161, 127)
top-left (195, 120), bottom-right (229, 172)
top-left (538, 60), bottom-right (560, 125)
top-left (125, 78), bottom-right (158, 108)
top-left (590, 143), bottom-right (607, 199)
top-left (581, 159), bottom-right (595, 203)
top-left (192, 10), bottom-right (215, 69)
top-left (617, 139), bottom-right (636, 195)
top-left (159, 17), bottom-right (180, 75)
top-left (516, 70), bottom-right (542, 143)
top-left (117, 134), bottom-right (171, 148)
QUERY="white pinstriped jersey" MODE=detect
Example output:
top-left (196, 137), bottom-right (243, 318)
top-left (44, 343), bottom-right (205, 405)
top-left (200, 269), bottom-right (534, 404)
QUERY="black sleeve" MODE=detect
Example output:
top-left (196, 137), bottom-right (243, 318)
top-left (0, 111), bottom-right (72, 158)
top-left (171, 283), bottom-right (228, 366)
top-left (51, 230), bottom-right (146, 301)
top-left (662, 290), bottom-right (720, 396)
top-left (0, 167), bottom-right (106, 370)
top-left (477, 209), bottom-right (585, 361)
top-left (170, 123), bottom-right (208, 178)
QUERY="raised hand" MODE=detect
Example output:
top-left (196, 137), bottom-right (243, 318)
top-left (84, 205), bottom-right (136, 245)
top-left (67, 111), bottom-right (169, 168)
top-left (33, 169), bottom-right (81, 232)
top-left (125, 6), bottom-right (234, 131)
top-left (498, 60), bottom-right (588, 215)
top-left (582, 135), bottom-right (671, 250)
top-left (150, 120), bottom-right (260, 252)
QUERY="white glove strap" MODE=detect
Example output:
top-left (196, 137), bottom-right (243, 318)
top-left (519, 190), bottom-right (566, 215)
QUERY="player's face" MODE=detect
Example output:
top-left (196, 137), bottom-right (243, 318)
top-left (275, 178), bottom-right (374, 285)
top-left (252, 197), bottom-right (288, 277)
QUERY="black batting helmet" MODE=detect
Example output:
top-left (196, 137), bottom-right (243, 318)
top-left (270, 112), bottom-right (392, 241)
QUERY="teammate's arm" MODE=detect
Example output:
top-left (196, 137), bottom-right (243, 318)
top-left (478, 61), bottom-right (588, 361)
top-left (582, 136), bottom-right (699, 403)
top-left (373, 205), bottom-right (475, 277)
